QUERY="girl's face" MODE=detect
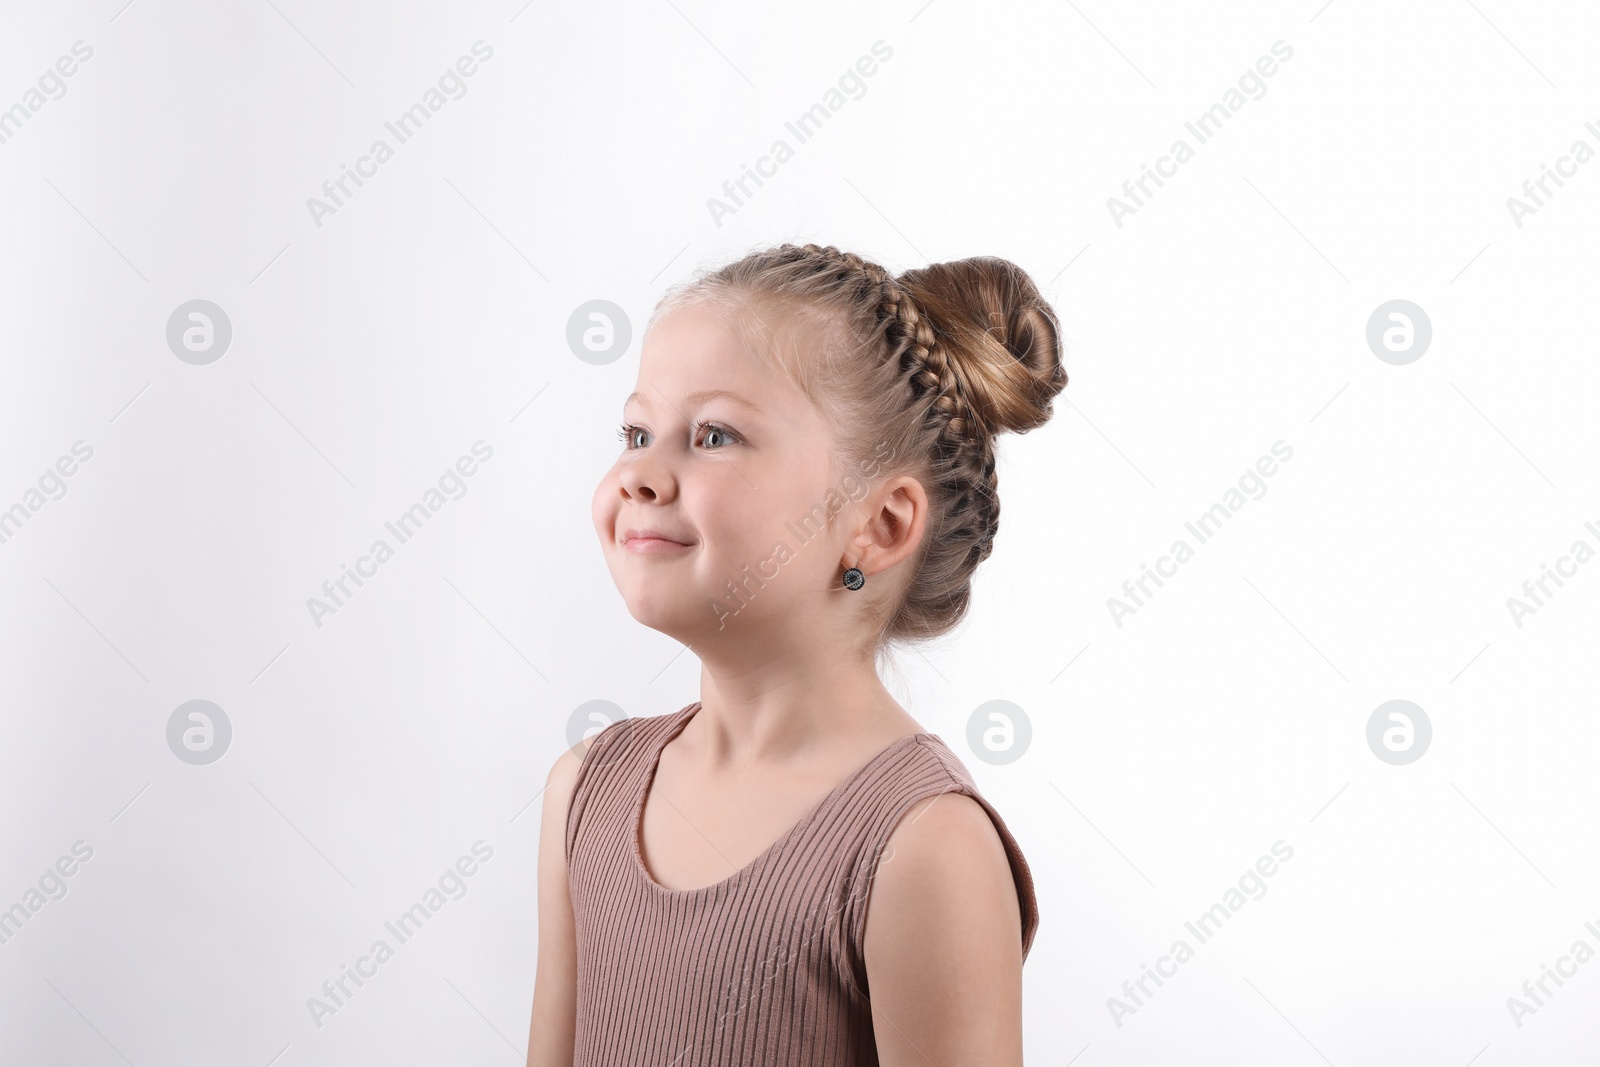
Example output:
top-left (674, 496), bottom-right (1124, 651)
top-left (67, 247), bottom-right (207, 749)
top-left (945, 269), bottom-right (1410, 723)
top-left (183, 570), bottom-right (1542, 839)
top-left (592, 300), bottom-right (852, 644)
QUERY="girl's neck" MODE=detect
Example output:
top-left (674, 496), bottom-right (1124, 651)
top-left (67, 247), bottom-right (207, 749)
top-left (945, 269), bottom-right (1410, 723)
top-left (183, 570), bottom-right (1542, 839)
top-left (688, 665), bottom-right (922, 766)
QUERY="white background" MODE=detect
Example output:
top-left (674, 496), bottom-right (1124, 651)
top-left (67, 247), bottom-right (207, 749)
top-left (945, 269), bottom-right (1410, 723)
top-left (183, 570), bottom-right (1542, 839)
top-left (2, 0), bottom-right (1598, 1064)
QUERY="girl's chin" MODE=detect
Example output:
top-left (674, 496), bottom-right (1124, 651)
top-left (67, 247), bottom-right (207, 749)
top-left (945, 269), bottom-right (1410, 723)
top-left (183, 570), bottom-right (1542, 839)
top-left (623, 593), bottom-right (698, 629)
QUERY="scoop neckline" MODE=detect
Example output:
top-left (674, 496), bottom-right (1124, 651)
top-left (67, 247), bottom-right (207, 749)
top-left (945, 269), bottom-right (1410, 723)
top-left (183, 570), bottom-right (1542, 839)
top-left (630, 701), bottom-right (935, 896)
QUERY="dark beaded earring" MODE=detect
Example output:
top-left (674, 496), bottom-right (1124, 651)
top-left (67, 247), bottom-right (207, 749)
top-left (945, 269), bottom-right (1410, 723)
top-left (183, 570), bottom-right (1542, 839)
top-left (842, 567), bottom-right (865, 590)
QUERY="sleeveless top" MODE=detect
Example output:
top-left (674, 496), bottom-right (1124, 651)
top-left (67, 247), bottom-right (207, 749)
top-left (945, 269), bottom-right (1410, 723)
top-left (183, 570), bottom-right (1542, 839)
top-left (565, 701), bottom-right (1040, 1066)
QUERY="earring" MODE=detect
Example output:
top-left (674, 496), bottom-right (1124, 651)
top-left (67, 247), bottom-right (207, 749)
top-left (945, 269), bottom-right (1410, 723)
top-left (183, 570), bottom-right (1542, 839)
top-left (842, 566), bottom-right (865, 590)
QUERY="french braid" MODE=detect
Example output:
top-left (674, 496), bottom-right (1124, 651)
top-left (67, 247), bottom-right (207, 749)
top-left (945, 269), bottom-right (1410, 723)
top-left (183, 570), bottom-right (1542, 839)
top-left (794, 244), bottom-right (1004, 577)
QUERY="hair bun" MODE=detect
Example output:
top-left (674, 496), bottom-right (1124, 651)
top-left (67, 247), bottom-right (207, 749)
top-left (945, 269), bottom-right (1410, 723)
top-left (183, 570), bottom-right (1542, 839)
top-left (896, 256), bottom-right (1067, 438)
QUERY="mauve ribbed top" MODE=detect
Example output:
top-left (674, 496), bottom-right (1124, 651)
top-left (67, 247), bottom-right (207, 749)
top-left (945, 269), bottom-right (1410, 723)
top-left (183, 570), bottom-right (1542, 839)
top-left (565, 701), bottom-right (1040, 1065)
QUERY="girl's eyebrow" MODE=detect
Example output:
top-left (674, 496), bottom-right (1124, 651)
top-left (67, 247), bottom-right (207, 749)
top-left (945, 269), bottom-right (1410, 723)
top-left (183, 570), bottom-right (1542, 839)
top-left (623, 388), bottom-right (763, 414)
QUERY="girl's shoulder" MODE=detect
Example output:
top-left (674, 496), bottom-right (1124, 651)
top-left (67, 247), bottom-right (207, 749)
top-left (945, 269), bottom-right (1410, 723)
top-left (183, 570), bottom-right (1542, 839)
top-left (862, 733), bottom-right (1041, 961)
top-left (578, 702), bottom-right (692, 771)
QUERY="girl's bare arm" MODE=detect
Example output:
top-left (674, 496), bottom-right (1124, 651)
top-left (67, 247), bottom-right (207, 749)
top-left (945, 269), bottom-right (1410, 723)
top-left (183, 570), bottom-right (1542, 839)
top-left (527, 743), bottom-right (585, 1067)
top-left (863, 792), bottom-right (1027, 1066)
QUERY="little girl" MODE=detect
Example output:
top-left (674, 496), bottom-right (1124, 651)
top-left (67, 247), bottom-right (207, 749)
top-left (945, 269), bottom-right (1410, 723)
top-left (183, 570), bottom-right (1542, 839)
top-left (528, 243), bottom-right (1067, 1066)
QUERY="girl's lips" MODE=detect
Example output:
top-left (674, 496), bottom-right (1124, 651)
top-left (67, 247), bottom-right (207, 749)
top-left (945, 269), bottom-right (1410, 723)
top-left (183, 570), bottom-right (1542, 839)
top-left (624, 536), bottom-right (693, 553)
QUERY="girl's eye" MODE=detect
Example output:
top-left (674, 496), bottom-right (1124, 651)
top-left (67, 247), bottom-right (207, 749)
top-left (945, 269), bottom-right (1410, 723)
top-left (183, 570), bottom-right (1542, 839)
top-left (699, 423), bottom-right (738, 449)
top-left (616, 422), bottom-right (741, 451)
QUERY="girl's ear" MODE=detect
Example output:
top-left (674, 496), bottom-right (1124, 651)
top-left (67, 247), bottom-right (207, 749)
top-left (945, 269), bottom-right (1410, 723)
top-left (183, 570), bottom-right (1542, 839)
top-left (845, 475), bottom-right (927, 577)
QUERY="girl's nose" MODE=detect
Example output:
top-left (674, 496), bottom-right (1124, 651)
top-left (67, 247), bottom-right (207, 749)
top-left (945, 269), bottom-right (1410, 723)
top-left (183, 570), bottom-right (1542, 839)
top-left (619, 456), bottom-right (675, 503)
